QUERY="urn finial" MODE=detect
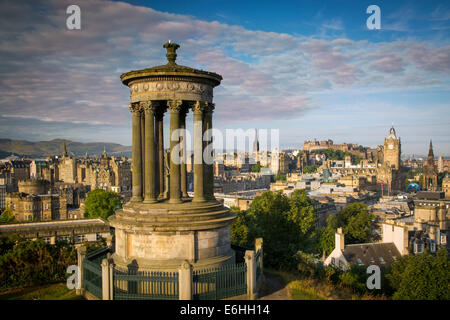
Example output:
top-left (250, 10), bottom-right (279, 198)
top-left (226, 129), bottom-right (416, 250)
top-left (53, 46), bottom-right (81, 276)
top-left (163, 41), bottom-right (180, 65)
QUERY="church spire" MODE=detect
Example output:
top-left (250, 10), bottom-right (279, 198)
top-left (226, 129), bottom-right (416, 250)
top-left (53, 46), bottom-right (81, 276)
top-left (253, 128), bottom-right (260, 153)
top-left (62, 141), bottom-right (68, 157)
top-left (102, 145), bottom-right (108, 158)
top-left (428, 140), bottom-right (434, 163)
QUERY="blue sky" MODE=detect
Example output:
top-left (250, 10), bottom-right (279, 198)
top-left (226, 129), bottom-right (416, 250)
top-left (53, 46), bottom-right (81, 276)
top-left (0, 0), bottom-right (449, 156)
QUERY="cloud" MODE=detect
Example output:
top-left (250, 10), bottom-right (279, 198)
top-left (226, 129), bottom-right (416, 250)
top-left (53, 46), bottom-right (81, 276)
top-left (0, 0), bottom-right (448, 146)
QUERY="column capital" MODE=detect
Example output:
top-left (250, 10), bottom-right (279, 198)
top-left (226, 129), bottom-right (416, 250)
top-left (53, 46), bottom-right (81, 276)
top-left (167, 99), bottom-right (183, 113)
top-left (204, 102), bottom-right (215, 113)
top-left (192, 101), bottom-right (207, 113)
top-left (129, 102), bottom-right (141, 114)
top-left (141, 101), bottom-right (158, 114)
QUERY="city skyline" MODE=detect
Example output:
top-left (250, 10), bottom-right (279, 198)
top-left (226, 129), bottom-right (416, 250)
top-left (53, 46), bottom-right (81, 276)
top-left (0, 0), bottom-right (448, 155)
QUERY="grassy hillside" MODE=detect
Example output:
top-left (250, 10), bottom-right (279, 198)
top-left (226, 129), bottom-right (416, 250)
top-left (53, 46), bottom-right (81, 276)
top-left (0, 283), bottom-right (83, 300)
top-left (0, 138), bottom-right (131, 158)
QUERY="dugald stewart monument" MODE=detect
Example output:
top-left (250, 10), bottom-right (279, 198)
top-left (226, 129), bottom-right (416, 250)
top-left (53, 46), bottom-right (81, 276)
top-left (109, 41), bottom-right (237, 271)
top-left (75, 42), bottom-right (265, 301)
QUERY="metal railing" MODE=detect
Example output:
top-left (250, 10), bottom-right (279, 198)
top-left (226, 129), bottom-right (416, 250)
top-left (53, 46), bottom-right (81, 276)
top-left (82, 258), bottom-right (102, 299)
top-left (193, 263), bottom-right (247, 300)
top-left (113, 267), bottom-right (179, 300)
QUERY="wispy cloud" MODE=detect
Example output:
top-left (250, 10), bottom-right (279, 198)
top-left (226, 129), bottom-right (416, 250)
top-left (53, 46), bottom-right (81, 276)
top-left (0, 0), bottom-right (448, 150)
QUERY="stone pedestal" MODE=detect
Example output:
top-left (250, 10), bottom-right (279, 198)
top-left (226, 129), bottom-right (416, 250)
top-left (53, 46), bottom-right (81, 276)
top-left (109, 199), bottom-right (235, 271)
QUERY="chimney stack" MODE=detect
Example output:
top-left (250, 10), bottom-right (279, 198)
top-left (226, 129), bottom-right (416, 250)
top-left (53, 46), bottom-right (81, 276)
top-left (335, 228), bottom-right (345, 251)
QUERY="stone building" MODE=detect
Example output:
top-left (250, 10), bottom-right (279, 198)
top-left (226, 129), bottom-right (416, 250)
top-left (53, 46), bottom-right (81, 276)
top-left (303, 139), bottom-right (368, 159)
top-left (56, 145), bottom-right (132, 199)
top-left (376, 126), bottom-right (404, 192)
top-left (443, 174), bottom-right (450, 199)
top-left (5, 178), bottom-right (67, 221)
top-left (59, 142), bottom-right (77, 183)
top-left (423, 141), bottom-right (439, 191)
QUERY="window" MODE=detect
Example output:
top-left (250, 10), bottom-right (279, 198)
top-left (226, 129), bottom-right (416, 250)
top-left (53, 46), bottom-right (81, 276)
top-left (379, 257), bottom-right (385, 264)
top-left (429, 240), bottom-right (436, 253)
top-left (356, 258), bottom-right (363, 265)
top-left (414, 240), bottom-right (424, 254)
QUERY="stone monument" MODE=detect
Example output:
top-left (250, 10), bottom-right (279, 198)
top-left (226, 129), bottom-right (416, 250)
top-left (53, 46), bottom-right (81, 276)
top-left (109, 42), bottom-right (236, 271)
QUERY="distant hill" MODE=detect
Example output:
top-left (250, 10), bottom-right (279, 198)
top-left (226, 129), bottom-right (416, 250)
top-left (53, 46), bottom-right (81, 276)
top-left (0, 138), bottom-right (131, 158)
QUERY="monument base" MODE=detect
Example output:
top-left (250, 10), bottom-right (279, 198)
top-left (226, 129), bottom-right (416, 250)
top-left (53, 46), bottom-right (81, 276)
top-left (108, 198), bottom-right (236, 271)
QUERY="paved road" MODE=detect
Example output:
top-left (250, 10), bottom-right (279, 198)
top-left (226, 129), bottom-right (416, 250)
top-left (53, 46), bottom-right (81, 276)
top-left (258, 274), bottom-right (290, 300)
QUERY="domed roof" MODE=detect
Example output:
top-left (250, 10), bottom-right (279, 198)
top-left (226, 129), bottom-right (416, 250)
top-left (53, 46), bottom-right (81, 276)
top-left (120, 41), bottom-right (222, 86)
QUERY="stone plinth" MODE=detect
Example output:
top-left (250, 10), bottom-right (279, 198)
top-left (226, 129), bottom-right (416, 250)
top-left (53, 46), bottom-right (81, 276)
top-left (109, 199), bottom-right (236, 271)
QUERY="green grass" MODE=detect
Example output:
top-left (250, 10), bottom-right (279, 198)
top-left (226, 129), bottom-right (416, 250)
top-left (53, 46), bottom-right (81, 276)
top-left (264, 268), bottom-right (386, 300)
top-left (0, 283), bottom-right (84, 300)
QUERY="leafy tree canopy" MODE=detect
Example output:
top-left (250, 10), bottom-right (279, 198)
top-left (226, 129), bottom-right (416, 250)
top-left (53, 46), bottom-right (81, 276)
top-left (230, 190), bottom-right (317, 269)
top-left (387, 248), bottom-right (450, 300)
top-left (251, 163), bottom-right (261, 172)
top-left (84, 189), bottom-right (123, 220)
top-left (0, 207), bottom-right (16, 224)
top-left (303, 164), bottom-right (320, 174)
top-left (274, 174), bottom-right (286, 181)
top-left (315, 202), bottom-right (376, 255)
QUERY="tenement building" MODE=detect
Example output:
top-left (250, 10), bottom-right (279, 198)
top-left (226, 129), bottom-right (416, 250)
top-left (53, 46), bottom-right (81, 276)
top-left (6, 178), bottom-right (67, 221)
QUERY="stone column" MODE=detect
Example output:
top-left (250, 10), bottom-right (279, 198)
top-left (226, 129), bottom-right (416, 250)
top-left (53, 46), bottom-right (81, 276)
top-left (101, 258), bottom-right (111, 300)
top-left (193, 101), bottom-right (206, 202)
top-left (255, 238), bottom-right (264, 281)
top-left (155, 109), bottom-right (166, 199)
top-left (130, 103), bottom-right (143, 202)
top-left (168, 100), bottom-right (183, 203)
top-left (140, 107), bottom-right (146, 197)
top-left (180, 108), bottom-right (189, 198)
top-left (178, 260), bottom-right (193, 300)
top-left (142, 101), bottom-right (157, 203)
top-left (204, 103), bottom-right (215, 200)
top-left (76, 245), bottom-right (87, 296)
top-left (245, 250), bottom-right (257, 300)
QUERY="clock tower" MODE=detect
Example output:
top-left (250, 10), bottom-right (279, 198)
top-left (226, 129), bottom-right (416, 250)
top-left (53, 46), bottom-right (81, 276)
top-left (383, 125), bottom-right (401, 170)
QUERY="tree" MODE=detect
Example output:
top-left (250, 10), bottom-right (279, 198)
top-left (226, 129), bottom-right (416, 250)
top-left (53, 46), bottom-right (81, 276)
top-left (84, 189), bottom-right (123, 220)
top-left (274, 173), bottom-right (286, 181)
top-left (0, 237), bottom-right (76, 290)
top-left (251, 164), bottom-right (261, 172)
top-left (387, 248), bottom-right (450, 300)
top-left (230, 207), bottom-right (251, 247)
top-left (315, 203), bottom-right (376, 255)
top-left (303, 164), bottom-right (320, 174)
top-left (0, 207), bottom-right (16, 224)
top-left (230, 190), bottom-right (317, 269)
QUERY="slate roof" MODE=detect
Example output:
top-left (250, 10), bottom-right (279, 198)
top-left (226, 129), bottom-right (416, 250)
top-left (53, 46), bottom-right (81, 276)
top-left (342, 242), bottom-right (401, 268)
